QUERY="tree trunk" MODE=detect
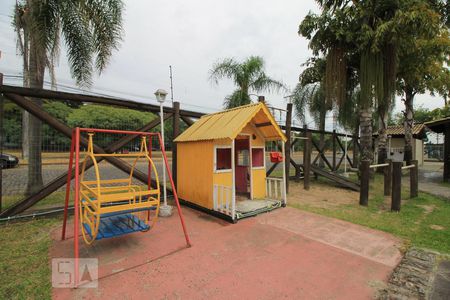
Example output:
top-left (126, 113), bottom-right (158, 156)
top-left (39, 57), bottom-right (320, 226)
top-left (359, 107), bottom-right (373, 162)
top-left (318, 106), bottom-right (326, 168)
top-left (377, 111), bottom-right (388, 172)
top-left (404, 86), bottom-right (414, 165)
top-left (22, 26), bottom-right (30, 160)
top-left (25, 35), bottom-right (45, 196)
top-left (22, 112), bottom-right (30, 159)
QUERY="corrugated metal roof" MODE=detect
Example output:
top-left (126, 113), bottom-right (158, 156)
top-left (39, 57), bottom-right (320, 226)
top-left (174, 102), bottom-right (287, 142)
top-left (373, 124), bottom-right (427, 139)
top-left (384, 124), bottom-right (426, 136)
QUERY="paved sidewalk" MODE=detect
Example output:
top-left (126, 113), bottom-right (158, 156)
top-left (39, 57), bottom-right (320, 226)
top-left (52, 207), bottom-right (403, 299)
top-left (416, 162), bottom-right (450, 199)
top-left (418, 182), bottom-right (450, 199)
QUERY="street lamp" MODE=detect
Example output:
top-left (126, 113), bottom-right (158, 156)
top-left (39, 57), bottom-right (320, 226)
top-left (154, 89), bottom-right (172, 217)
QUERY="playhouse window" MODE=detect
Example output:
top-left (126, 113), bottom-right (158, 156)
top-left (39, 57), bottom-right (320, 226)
top-left (215, 148), bottom-right (232, 171)
top-left (252, 148), bottom-right (264, 168)
top-left (237, 149), bottom-right (249, 166)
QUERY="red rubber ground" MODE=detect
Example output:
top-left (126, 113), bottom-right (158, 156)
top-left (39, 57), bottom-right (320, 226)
top-left (52, 207), bottom-right (402, 299)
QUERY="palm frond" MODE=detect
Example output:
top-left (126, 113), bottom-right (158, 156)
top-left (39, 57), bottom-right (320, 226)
top-left (251, 73), bottom-right (287, 94)
top-left (80, 0), bottom-right (124, 72)
top-left (209, 58), bottom-right (240, 85)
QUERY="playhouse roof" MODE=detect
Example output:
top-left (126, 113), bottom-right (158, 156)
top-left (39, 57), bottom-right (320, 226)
top-left (174, 102), bottom-right (287, 142)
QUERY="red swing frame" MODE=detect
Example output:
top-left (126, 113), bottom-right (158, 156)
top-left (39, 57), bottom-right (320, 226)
top-left (61, 127), bottom-right (191, 287)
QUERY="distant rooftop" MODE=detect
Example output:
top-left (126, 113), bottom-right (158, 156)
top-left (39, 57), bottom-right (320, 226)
top-left (374, 124), bottom-right (427, 139)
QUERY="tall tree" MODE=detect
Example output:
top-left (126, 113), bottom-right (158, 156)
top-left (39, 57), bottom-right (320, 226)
top-left (12, 0), bottom-right (124, 195)
top-left (299, 0), bottom-right (435, 166)
top-left (396, 0), bottom-right (450, 163)
top-left (209, 56), bottom-right (286, 108)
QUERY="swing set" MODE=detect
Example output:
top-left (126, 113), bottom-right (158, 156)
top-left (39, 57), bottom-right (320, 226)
top-left (61, 127), bottom-right (191, 286)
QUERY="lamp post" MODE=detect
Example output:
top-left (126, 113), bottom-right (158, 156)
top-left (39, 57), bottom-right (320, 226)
top-left (154, 89), bottom-right (172, 217)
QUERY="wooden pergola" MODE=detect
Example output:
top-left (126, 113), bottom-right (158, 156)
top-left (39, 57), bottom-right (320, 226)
top-left (425, 117), bottom-right (450, 182)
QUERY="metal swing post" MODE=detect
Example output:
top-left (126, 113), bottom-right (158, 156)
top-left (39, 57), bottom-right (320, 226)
top-left (74, 127), bottom-right (81, 287)
top-left (157, 133), bottom-right (191, 247)
top-left (61, 129), bottom-right (76, 240)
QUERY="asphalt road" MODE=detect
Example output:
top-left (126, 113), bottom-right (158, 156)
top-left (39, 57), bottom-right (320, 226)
top-left (1, 160), bottom-right (171, 196)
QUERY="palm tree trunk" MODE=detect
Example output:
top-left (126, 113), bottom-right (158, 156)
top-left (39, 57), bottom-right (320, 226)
top-left (359, 107), bottom-right (373, 162)
top-left (404, 86), bottom-right (414, 165)
top-left (377, 111), bottom-right (388, 172)
top-left (319, 106), bottom-right (326, 168)
top-left (21, 16), bottom-right (30, 160)
top-left (26, 35), bottom-right (44, 196)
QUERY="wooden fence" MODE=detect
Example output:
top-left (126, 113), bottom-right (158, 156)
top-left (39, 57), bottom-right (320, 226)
top-left (0, 75), bottom-right (361, 218)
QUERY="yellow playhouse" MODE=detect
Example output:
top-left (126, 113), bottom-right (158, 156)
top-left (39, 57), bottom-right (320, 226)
top-left (174, 102), bottom-right (287, 221)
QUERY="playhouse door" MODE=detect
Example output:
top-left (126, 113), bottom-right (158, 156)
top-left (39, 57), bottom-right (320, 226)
top-left (235, 137), bottom-right (250, 195)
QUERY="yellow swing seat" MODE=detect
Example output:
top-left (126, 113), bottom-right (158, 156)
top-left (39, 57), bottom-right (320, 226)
top-left (79, 134), bottom-right (161, 244)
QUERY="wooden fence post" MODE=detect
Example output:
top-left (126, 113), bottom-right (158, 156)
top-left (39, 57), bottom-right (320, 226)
top-left (172, 101), bottom-right (180, 189)
top-left (285, 103), bottom-right (292, 194)
top-left (359, 160), bottom-right (370, 206)
top-left (332, 129), bottom-right (337, 171)
top-left (410, 160), bottom-right (418, 198)
top-left (391, 161), bottom-right (402, 211)
top-left (353, 135), bottom-right (359, 168)
top-left (304, 131), bottom-right (311, 190)
top-left (384, 159), bottom-right (392, 196)
top-left (444, 124), bottom-right (450, 183)
top-left (0, 73), bottom-right (3, 213)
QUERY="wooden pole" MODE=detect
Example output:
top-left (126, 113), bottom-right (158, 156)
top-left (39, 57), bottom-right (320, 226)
top-left (172, 101), bottom-right (180, 188)
top-left (391, 161), bottom-right (402, 212)
top-left (332, 129), bottom-right (337, 171)
top-left (304, 131), bottom-right (312, 190)
top-left (353, 135), bottom-right (359, 168)
top-left (359, 160), bottom-right (370, 206)
top-left (444, 125), bottom-right (450, 183)
top-left (410, 160), bottom-right (418, 198)
top-left (0, 84), bottom-right (204, 118)
top-left (0, 73), bottom-right (3, 213)
top-left (284, 103), bottom-right (292, 194)
top-left (384, 159), bottom-right (392, 196)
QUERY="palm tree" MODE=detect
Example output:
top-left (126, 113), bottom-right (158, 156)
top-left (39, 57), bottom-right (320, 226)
top-left (12, 0), bottom-right (124, 195)
top-left (209, 56), bottom-right (286, 108)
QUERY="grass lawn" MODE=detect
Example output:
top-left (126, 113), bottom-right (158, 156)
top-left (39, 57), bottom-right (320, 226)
top-left (290, 174), bottom-right (450, 254)
top-left (2, 191), bottom-right (69, 211)
top-left (0, 217), bottom-right (60, 299)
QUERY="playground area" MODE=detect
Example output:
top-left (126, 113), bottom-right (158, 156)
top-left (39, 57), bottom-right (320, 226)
top-left (52, 205), bottom-right (402, 299)
top-left (1, 83), bottom-right (449, 299)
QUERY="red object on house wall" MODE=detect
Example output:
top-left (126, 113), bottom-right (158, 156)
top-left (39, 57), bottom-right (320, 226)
top-left (270, 152), bottom-right (283, 163)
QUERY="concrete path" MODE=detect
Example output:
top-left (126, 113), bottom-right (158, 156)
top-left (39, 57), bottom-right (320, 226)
top-left (416, 162), bottom-right (450, 199)
top-left (51, 207), bottom-right (403, 299)
top-left (418, 181), bottom-right (450, 199)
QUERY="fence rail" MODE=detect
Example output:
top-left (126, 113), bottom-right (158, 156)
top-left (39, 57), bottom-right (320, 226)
top-left (213, 184), bottom-right (234, 217)
top-left (266, 177), bottom-right (283, 200)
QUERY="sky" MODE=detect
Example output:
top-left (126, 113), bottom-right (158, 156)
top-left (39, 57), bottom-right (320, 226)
top-left (0, 0), bottom-right (446, 130)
